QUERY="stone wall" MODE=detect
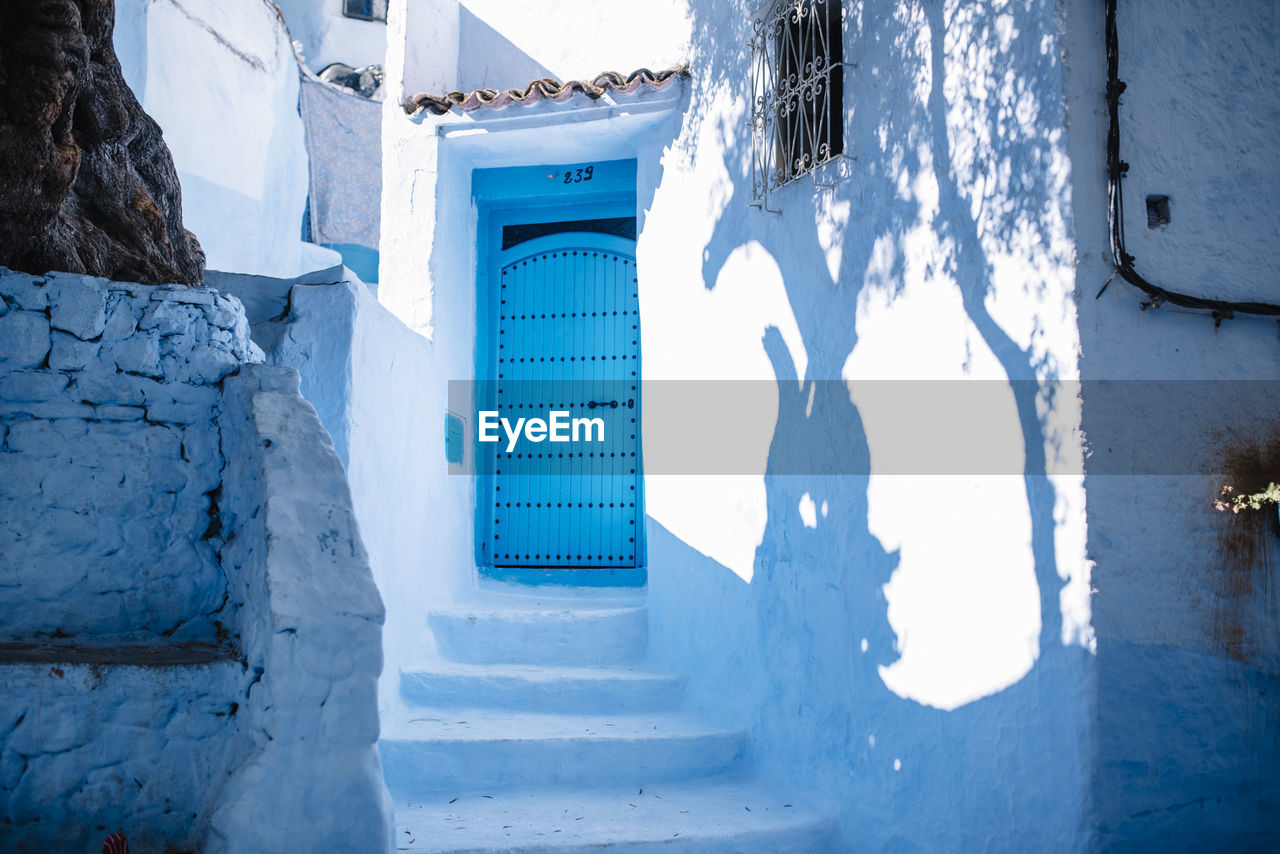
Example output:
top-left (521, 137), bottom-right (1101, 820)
top-left (0, 269), bottom-right (390, 850)
top-left (206, 364), bottom-right (393, 853)
top-left (0, 267), bottom-right (260, 850)
top-left (0, 268), bottom-right (261, 641)
top-left (0, 658), bottom-right (244, 854)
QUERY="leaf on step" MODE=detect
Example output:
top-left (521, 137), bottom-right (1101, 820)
top-left (784, 804), bottom-right (794, 808)
top-left (680, 810), bottom-right (688, 814)
top-left (482, 795), bottom-right (493, 799)
top-left (745, 806), bottom-right (751, 811)
top-left (449, 797), bottom-right (457, 804)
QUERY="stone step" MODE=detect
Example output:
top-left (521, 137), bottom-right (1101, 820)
top-left (390, 778), bottom-right (837, 853)
top-left (400, 662), bottom-right (685, 714)
top-left (380, 710), bottom-right (744, 798)
top-left (427, 604), bottom-right (647, 666)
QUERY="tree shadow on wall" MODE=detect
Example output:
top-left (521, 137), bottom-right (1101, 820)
top-left (667, 0), bottom-right (1094, 848)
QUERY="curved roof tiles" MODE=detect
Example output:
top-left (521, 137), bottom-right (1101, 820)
top-left (403, 66), bottom-right (689, 115)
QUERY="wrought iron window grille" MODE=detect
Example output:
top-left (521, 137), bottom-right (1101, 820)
top-left (750, 0), bottom-right (848, 212)
top-left (342, 0), bottom-right (387, 23)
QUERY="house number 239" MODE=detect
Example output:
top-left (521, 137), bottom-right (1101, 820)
top-left (563, 166), bottom-right (594, 184)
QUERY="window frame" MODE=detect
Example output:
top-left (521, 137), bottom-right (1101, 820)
top-left (341, 0), bottom-right (387, 23)
top-left (750, 0), bottom-right (846, 210)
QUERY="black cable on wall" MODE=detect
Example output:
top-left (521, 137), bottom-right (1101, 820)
top-left (1101, 0), bottom-right (1280, 324)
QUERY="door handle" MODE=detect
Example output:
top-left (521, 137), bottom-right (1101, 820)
top-left (587, 400), bottom-right (618, 409)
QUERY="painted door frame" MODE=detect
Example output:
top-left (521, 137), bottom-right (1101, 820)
top-left (472, 158), bottom-right (645, 586)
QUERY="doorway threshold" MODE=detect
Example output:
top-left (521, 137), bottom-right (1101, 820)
top-left (478, 565), bottom-right (646, 589)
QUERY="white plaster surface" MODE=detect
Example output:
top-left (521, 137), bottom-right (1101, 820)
top-left (242, 270), bottom-right (445, 716)
top-left (458, 0), bottom-right (688, 88)
top-left (275, 0), bottom-right (387, 73)
top-left (379, 0), bottom-right (1095, 849)
top-left (365, 0), bottom-right (1280, 849)
top-left (1063, 0), bottom-right (1280, 847)
top-left (396, 0), bottom-right (460, 99)
top-left (207, 364), bottom-right (394, 852)
top-left (114, 0), bottom-right (340, 277)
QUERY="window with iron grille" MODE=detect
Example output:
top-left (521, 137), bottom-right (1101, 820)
top-left (342, 0), bottom-right (387, 23)
top-left (750, 0), bottom-right (844, 208)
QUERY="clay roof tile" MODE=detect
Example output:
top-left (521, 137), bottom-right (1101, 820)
top-left (403, 66), bottom-right (689, 116)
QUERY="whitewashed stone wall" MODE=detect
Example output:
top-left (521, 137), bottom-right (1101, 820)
top-left (0, 270), bottom-right (390, 851)
top-left (207, 364), bottom-right (394, 853)
top-left (0, 659), bottom-right (245, 854)
top-left (0, 269), bottom-right (261, 641)
top-left (0, 268), bottom-right (259, 850)
top-left (211, 266), bottom-right (441, 716)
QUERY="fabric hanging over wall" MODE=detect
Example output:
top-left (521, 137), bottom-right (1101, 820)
top-left (299, 75), bottom-right (381, 250)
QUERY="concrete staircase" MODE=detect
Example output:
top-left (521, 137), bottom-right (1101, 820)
top-left (379, 586), bottom-right (834, 852)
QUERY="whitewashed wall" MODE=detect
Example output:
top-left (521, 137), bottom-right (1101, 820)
top-left (392, 0), bottom-right (688, 103)
top-left (211, 266), bottom-right (444, 715)
top-left (1064, 1), bottom-right (1280, 848)
top-left (380, 0), bottom-right (1094, 849)
top-left (0, 268), bottom-right (258, 852)
top-left (0, 660), bottom-right (244, 854)
top-left (646, 2), bottom-right (1090, 849)
top-left (0, 269), bottom-right (258, 641)
top-left (275, 0), bottom-right (388, 72)
top-left (0, 270), bottom-right (392, 851)
top-left (378, 0), bottom-right (1279, 848)
top-left (208, 364), bottom-right (394, 853)
top-left (267, 274), bottom-right (447, 712)
top-left (113, 0), bottom-right (338, 278)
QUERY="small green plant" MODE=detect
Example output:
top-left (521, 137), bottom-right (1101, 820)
top-left (1214, 482), bottom-right (1280, 514)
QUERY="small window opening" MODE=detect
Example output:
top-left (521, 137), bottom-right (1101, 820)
top-left (1146, 194), bottom-right (1171, 229)
top-left (343, 0), bottom-right (387, 23)
top-left (751, 0), bottom-right (844, 205)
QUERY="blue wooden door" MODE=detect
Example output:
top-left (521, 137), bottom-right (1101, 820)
top-left (488, 233), bottom-right (641, 569)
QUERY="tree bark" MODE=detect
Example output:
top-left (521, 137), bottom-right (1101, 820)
top-left (0, 0), bottom-right (204, 285)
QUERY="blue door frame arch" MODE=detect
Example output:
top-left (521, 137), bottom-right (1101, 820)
top-left (473, 159), bottom-right (646, 587)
